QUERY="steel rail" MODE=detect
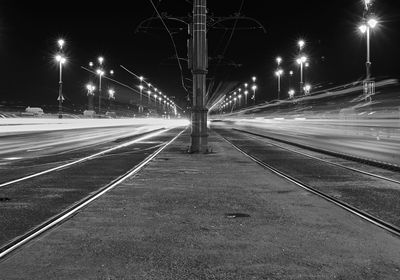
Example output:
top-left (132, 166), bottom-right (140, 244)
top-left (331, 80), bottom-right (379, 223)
top-left (220, 133), bottom-right (400, 238)
top-left (0, 129), bottom-right (185, 260)
top-left (232, 129), bottom-right (400, 186)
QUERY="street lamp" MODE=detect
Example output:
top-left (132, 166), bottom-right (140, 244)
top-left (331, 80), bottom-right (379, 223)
top-left (244, 90), bottom-right (249, 105)
top-left (251, 85), bottom-right (257, 105)
top-left (276, 56), bottom-right (282, 66)
top-left (96, 67), bottom-right (105, 114)
top-left (86, 83), bottom-right (96, 110)
top-left (296, 55), bottom-right (308, 95)
top-left (55, 39), bottom-right (66, 119)
top-left (359, 17), bottom-right (378, 82)
top-left (275, 69), bottom-right (284, 100)
top-left (298, 39), bottom-right (305, 51)
top-left (359, 0), bottom-right (378, 99)
top-left (288, 89), bottom-right (295, 99)
top-left (303, 84), bottom-right (312, 95)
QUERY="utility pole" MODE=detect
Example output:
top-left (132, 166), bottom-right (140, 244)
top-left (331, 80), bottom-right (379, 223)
top-left (189, 0), bottom-right (209, 153)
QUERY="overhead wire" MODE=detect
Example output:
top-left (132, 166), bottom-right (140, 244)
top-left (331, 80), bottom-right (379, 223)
top-left (148, 0), bottom-right (189, 94)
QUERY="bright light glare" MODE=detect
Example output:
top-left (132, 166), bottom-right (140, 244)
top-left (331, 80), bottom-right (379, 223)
top-left (368, 18), bottom-right (378, 28)
top-left (252, 76), bottom-right (257, 82)
top-left (298, 40), bottom-right (305, 49)
top-left (359, 24), bottom-right (368, 33)
top-left (57, 39), bottom-right (65, 49)
top-left (275, 69), bottom-right (284, 76)
top-left (276, 56), bottom-right (282, 65)
top-left (98, 56), bottom-right (104, 64)
top-left (55, 55), bottom-right (66, 64)
top-left (96, 69), bottom-right (104, 76)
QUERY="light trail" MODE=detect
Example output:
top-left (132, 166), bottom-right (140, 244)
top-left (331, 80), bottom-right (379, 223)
top-left (0, 128), bottom-right (178, 188)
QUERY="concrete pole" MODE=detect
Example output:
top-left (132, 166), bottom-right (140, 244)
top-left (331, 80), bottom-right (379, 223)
top-left (366, 26), bottom-right (371, 81)
top-left (58, 62), bottom-right (63, 119)
top-left (190, 0), bottom-right (209, 153)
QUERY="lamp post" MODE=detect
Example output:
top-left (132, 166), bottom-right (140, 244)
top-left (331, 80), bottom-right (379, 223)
top-left (55, 39), bottom-right (66, 119)
top-left (108, 89), bottom-right (115, 111)
top-left (275, 64), bottom-right (284, 100)
top-left (251, 76), bottom-right (257, 105)
top-left (297, 40), bottom-right (306, 95)
top-left (139, 76), bottom-right (144, 113)
top-left (251, 85), bottom-right (257, 105)
top-left (359, 14), bottom-right (378, 83)
top-left (86, 84), bottom-right (95, 110)
top-left (296, 56), bottom-right (308, 95)
top-left (289, 70), bottom-right (294, 93)
top-left (358, 0), bottom-right (378, 100)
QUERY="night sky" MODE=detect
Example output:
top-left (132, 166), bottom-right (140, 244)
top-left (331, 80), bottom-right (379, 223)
top-left (0, 0), bottom-right (399, 110)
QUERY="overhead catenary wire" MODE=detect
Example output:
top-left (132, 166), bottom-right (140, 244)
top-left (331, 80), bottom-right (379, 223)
top-left (148, 0), bottom-right (189, 94)
top-left (207, 0), bottom-right (245, 101)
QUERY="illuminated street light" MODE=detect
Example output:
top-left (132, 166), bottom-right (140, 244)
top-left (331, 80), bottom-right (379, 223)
top-left (276, 56), bottom-right (282, 66)
top-left (297, 55), bottom-right (308, 95)
top-left (298, 39), bottom-right (305, 51)
top-left (57, 39), bottom-right (65, 50)
top-left (110, 70), bottom-right (114, 75)
top-left (303, 84), bottom-right (312, 95)
top-left (108, 89), bottom-right (115, 99)
top-left (251, 85), bottom-right (257, 105)
top-left (359, 0), bottom-right (378, 99)
top-left (244, 90), bottom-right (249, 105)
top-left (89, 61), bottom-right (94, 67)
top-left (55, 39), bottom-right (66, 119)
top-left (252, 76), bottom-right (257, 83)
top-left (98, 56), bottom-right (104, 65)
top-left (288, 89), bottom-right (295, 99)
top-left (275, 69), bottom-right (284, 100)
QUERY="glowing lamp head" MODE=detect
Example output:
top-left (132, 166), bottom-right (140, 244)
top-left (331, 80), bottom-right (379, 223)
top-left (359, 24), bottom-right (368, 33)
top-left (139, 85), bottom-right (144, 90)
top-left (244, 83), bottom-right (248, 88)
top-left (298, 40), bottom-right (305, 49)
top-left (244, 90), bottom-right (249, 95)
top-left (57, 39), bottom-right (65, 49)
top-left (89, 62), bottom-right (94, 67)
top-left (368, 18), bottom-right (378, 28)
top-left (96, 69), bottom-right (104, 76)
top-left (276, 56), bottom-right (282, 65)
top-left (289, 70), bottom-right (294, 75)
top-left (252, 76), bottom-right (257, 82)
top-left (275, 69), bottom-right (284, 77)
top-left (98, 56), bottom-right (104, 65)
top-left (108, 89), bottom-right (115, 99)
top-left (110, 70), bottom-right (114, 75)
top-left (252, 85), bottom-right (257, 91)
top-left (139, 76), bottom-right (144, 81)
top-left (55, 55), bottom-right (66, 64)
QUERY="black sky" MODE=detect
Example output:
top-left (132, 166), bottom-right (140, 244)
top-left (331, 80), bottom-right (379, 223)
top-left (0, 0), bottom-right (399, 109)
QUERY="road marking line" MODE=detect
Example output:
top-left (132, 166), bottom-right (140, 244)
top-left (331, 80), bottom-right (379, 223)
top-left (0, 128), bottom-right (171, 188)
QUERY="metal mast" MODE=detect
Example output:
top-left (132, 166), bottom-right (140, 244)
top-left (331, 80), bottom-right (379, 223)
top-left (189, 0), bottom-right (209, 153)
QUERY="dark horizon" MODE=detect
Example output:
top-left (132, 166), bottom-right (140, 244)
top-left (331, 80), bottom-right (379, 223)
top-left (0, 0), bottom-right (399, 110)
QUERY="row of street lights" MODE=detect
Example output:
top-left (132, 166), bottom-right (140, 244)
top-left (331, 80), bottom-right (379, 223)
top-left (53, 39), bottom-right (178, 116)
top-left (273, 39), bottom-right (311, 101)
top-left (219, 76), bottom-right (258, 112)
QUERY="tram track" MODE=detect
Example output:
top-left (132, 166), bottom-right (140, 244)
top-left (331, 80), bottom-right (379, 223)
top-left (0, 128), bottom-right (185, 260)
top-left (217, 128), bottom-right (400, 238)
